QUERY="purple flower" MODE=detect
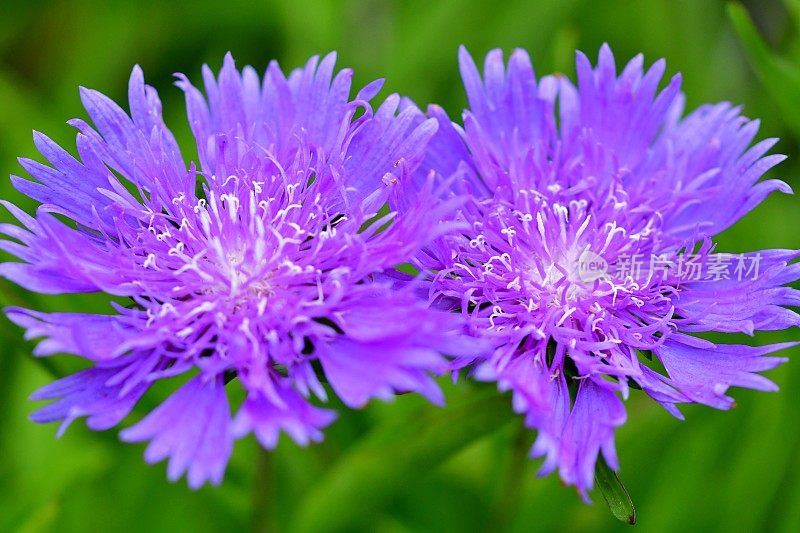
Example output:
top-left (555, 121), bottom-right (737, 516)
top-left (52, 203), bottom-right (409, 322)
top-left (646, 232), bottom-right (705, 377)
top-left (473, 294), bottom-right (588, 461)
top-left (1, 53), bottom-right (474, 488)
top-left (402, 45), bottom-right (799, 499)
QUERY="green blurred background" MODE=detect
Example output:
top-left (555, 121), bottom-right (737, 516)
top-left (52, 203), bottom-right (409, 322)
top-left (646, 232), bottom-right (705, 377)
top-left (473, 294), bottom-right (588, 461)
top-left (1, 0), bottom-right (800, 531)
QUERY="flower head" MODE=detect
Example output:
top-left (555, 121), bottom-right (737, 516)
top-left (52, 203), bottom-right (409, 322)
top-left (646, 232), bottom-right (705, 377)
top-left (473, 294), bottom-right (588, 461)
top-left (1, 53), bottom-right (473, 487)
top-left (404, 45), bottom-right (799, 499)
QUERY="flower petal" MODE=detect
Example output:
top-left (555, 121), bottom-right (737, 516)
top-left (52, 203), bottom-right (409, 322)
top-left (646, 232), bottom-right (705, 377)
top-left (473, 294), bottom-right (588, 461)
top-left (120, 376), bottom-right (233, 489)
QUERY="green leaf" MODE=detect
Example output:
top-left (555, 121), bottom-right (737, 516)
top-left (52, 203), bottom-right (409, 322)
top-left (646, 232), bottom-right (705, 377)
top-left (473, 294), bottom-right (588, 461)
top-left (595, 455), bottom-right (637, 525)
top-left (728, 2), bottom-right (800, 137)
top-left (288, 388), bottom-right (517, 533)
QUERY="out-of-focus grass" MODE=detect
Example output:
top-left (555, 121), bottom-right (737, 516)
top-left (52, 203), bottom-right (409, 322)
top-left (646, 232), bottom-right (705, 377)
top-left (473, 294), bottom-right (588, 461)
top-left (0, 1), bottom-right (799, 532)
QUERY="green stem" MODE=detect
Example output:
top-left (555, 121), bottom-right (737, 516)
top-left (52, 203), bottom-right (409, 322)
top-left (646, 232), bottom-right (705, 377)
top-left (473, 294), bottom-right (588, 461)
top-left (251, 445), bottom-right (277, 533)
top-left (486, 423), bottom-right (530, 532)
top-left (289, 389), bottom-right (517, 533)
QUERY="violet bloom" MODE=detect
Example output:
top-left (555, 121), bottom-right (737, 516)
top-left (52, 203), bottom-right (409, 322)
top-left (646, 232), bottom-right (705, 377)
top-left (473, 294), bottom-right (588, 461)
top-left (403, 45), bottom-right (799, 499)
top-left (1, 53), bottom-right (472, 488)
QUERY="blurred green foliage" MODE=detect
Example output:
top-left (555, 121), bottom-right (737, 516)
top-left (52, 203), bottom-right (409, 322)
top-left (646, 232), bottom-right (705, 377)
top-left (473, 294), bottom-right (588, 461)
top-left (1, 0), bottom-right (800, 531)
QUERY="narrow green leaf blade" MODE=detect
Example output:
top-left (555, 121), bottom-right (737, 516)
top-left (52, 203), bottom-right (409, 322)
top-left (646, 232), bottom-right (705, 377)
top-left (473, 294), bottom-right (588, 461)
top-left (728, 2), bottom-right (800, 137)
top-left (595, 455), bottom-right (637, 525)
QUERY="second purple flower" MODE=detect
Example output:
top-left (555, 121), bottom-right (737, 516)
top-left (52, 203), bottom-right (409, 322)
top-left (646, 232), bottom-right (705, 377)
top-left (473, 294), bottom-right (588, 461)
top-left (401, 44), bottom-right (800, 499)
